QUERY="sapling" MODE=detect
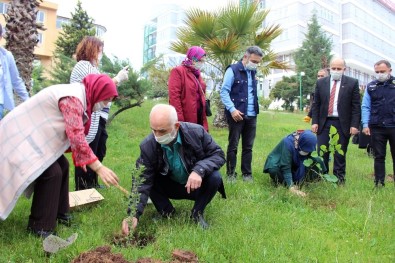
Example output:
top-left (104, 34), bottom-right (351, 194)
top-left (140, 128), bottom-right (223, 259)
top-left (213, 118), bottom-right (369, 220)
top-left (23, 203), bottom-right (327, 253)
top-left (303, 125), bottom-right (340, 184)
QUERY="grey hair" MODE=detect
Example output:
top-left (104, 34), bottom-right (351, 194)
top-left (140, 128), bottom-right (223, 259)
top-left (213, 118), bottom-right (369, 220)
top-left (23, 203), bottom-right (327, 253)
top-left (245, 46), bottom-right (263, 57)
top-left (374, 59), bottom-right (391, 68)
top-left (150, 104), bottom-right (178, 124)
top-left (0, 23), bottom-right (2, 37)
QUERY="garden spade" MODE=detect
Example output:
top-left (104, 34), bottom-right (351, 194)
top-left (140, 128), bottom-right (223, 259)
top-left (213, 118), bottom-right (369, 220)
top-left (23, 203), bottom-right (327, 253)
top-left (43, 233), bottom-right (78, 254)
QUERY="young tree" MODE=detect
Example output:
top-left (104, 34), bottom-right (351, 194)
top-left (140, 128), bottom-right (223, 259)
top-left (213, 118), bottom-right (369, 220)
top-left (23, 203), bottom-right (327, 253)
top-left (169, 2), bottom-right (288, 127)
top-left (54, 0), bottom-right (95, 58)
top-left (294, 12), bottom-right (333, 96)
top-left (269, 76), bottom-right (299, 112)
top-left (48, 0), bottom-right (95, 84)
top-left (4, 0), bottom-right (45, 92)
top-left (100, 54), bottom-right (148, 124)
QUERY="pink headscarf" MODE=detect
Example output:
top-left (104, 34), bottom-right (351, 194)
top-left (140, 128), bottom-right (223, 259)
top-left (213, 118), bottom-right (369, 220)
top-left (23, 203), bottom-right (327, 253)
top-left (182, 46), bottom-right (206, 76)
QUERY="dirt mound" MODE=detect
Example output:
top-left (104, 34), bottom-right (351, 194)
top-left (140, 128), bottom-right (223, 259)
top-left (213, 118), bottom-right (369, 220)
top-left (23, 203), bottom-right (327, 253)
top-left (71, 246), bottom-right (198, 263)
top-left (71, 246), bottom-right (131, 263)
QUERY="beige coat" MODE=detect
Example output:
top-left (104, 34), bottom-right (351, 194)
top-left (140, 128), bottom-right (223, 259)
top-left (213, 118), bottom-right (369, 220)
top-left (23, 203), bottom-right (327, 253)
top-left (0, 83), bottom-right (87, 220)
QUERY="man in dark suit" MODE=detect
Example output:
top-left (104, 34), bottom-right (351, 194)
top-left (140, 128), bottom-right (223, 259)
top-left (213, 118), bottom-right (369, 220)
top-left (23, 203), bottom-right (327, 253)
top-left (311, 57), bottom-right (361, 184)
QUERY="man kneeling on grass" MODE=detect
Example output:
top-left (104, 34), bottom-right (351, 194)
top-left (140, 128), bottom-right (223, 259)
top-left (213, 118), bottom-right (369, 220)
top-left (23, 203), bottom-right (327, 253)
top-left (122, 104), bottom-right (226, 233)
top-left (263, 130), bottom-right (326, 197)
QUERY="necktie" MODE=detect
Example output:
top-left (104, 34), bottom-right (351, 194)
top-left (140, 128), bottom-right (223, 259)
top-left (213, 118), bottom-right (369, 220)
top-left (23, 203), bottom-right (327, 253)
top-left (328, 80), bottom-right (337, 116)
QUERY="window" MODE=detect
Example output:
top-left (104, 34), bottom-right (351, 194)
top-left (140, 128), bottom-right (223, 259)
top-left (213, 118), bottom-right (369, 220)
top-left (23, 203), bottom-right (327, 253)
top-left (37, 33), bottom-right (43, 44)
top-left (56, 17), bottom-right (69, 29)
top-left (0, 2), bottom-right (8, 14)
top-left (36, 10), bottom-right (44, 23)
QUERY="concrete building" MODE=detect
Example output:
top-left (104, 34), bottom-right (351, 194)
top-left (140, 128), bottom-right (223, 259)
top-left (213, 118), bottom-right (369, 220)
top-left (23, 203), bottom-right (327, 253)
top-left (255, 0), bottom-right (395, 99)
top-left (142, 0), bottom-right (395, 101)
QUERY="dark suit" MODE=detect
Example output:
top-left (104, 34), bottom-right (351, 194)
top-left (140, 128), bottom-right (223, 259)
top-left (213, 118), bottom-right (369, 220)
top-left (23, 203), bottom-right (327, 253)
top-left (312, 75), bottom-right (361, 181)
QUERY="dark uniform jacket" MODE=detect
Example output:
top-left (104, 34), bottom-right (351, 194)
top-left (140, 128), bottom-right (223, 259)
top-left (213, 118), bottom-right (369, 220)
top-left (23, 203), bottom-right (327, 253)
top-left (131, 122), bottom-right (226, 219)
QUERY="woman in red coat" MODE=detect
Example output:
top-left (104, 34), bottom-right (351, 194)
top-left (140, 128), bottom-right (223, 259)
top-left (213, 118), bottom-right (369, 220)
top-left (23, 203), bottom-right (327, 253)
top-left (168, 46), bottom-right (209, 131)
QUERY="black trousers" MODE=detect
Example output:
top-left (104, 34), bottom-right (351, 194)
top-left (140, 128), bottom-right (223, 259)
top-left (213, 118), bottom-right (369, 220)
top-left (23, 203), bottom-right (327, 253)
top-left (317, 118), bottom-right (350, 182)
top-left (149, 170), bottom-right (223, 217)
top-left (75, 117), bottom-right (108, 190)
top-left (370, 127), bottom-right (395, 184)
top-left (225, 116), bottom-right (257, 176)
top-left (28, 155), bottom-right (69, 231)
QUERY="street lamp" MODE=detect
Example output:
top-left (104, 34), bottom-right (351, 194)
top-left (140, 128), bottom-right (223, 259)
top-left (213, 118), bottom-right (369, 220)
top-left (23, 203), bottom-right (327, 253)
top-left (299, 71), bottom-right (305, 111)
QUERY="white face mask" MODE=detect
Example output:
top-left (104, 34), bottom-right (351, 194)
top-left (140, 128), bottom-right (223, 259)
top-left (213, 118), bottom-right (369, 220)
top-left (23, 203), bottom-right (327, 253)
top-left (194, 61), bottom-right (204, 70)
top-left (246, 61), bottom-right (258, 71)
top-left (375, 73), bottom-right (389, 82)
top-left (330, 70), bottom-right (343, 81)
top-left (155, 128), bottom-right (177, 145)
top-left (92, 101), bottom-right (107, 112)
top-left (98, 52), bottom-right (103, 62)
top-left (299, 151), bottom-right (310, 156)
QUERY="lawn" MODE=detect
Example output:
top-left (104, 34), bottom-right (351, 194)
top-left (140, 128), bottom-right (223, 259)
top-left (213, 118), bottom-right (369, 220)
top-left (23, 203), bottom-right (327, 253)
top-left (0, 99), bottom-right (394, 262)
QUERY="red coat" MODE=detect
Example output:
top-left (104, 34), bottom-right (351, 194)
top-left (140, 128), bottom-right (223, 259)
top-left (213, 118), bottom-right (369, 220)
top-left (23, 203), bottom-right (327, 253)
top-left (168, 65), bottom-right (209, 131)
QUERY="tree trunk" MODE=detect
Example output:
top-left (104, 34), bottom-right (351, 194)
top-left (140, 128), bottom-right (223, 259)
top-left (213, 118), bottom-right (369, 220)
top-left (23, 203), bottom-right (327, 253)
top-left (212, 102), bottom-right (228, 128)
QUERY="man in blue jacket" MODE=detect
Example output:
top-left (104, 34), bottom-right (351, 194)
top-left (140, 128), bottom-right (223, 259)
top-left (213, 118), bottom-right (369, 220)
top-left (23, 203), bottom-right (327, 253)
top-left (362, 59), bottom-right (395, 187)
top-left (122, 104), bottom-right (226, 234)
top-left (220, 46), bottom-right (263, 182)
top-left (0, 23), bottom-right (29, 120)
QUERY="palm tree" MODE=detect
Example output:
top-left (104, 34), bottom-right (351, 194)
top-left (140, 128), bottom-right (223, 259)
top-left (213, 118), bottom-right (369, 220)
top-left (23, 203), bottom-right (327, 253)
top-left (4, 0), bottom-right (45, 93)
top-left (170, 2), bottom-right (288, 127)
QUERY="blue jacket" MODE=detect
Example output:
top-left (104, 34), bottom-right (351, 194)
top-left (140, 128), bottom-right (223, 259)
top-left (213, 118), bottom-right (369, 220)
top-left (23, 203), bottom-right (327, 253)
top-left (362, 76), bottom-right (395, 128)
top-left (0, 47), bottom-right (29, 111)
top-left (221, 60), bottom-right (259, 118)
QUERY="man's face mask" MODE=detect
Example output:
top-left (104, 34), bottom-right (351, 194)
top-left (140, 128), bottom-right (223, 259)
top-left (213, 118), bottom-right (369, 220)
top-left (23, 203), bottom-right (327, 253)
top-left (330, 70), bottom-right (343, 81)
top-left (155, 128), bottom-right (177, 145)
top-left (93, 101), bottom-right (107, 112)
top-left (246, 61), bottom-right (258, 71)
top-left (375, 73), bottom-right (390, 82)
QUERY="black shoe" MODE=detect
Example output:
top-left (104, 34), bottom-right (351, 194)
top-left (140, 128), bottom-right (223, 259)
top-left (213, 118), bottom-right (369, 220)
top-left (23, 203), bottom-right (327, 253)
top-left (242, 174), bottom-right (253, 182)
top-left (191, 214), bottom-right (209, 230)
top-left (27, 227), bottom-right (56, 238)
top-left (57, 213), bottom-right (73, 227)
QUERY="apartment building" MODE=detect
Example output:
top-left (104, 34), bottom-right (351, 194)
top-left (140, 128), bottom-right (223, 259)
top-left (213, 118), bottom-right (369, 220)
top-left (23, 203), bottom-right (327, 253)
top-left (0, 0), bottom-right (106, 72)
top-left (142, 0), bottom-right (395, 98)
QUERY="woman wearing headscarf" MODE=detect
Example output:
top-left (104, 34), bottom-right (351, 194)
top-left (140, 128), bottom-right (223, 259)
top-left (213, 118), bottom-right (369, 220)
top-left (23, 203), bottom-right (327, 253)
top-left (70, 36), bottom-right (128, 190)
top-left (168, 46), bottom-right (209, 131)
top-left (263, 130), bottom-right (326, 197)
top-left (0, 74), bottom-right (119, 237)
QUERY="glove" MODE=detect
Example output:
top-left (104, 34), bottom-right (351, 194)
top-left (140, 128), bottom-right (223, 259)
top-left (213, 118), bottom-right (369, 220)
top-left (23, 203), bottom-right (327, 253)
top-left (303, 116), bottom-right (311, 123)
top-left (114, 66), bottom-right (129, 84)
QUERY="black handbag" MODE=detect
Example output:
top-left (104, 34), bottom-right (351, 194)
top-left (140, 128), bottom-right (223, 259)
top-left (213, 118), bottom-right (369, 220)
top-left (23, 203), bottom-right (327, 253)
top-left (205, 99), bottom-right (212, 116)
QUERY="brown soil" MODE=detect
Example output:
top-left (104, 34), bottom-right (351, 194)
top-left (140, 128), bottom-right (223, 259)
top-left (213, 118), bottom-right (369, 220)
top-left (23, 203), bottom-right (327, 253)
top-left (71, 246), bottom-right (198, 263)
top-left (111, 232), bottom-right (156, 248)
top-left (71, 246), bottom-right (130, 263)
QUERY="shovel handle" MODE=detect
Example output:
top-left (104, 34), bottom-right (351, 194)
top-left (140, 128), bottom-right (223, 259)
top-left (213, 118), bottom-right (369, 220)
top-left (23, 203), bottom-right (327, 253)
top-left (115, 184), bottom-right (130, 196)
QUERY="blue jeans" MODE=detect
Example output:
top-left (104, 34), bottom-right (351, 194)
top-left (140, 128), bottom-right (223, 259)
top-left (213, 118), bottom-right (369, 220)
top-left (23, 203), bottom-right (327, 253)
top-left (226, 116), bottom-right (257, 176)
top-left (370, 126), bottom-right (395, 184)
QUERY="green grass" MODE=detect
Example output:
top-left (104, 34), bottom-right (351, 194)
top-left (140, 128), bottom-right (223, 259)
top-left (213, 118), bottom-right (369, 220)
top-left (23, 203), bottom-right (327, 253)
top-left (1, 100), bottom-right (394, 262)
